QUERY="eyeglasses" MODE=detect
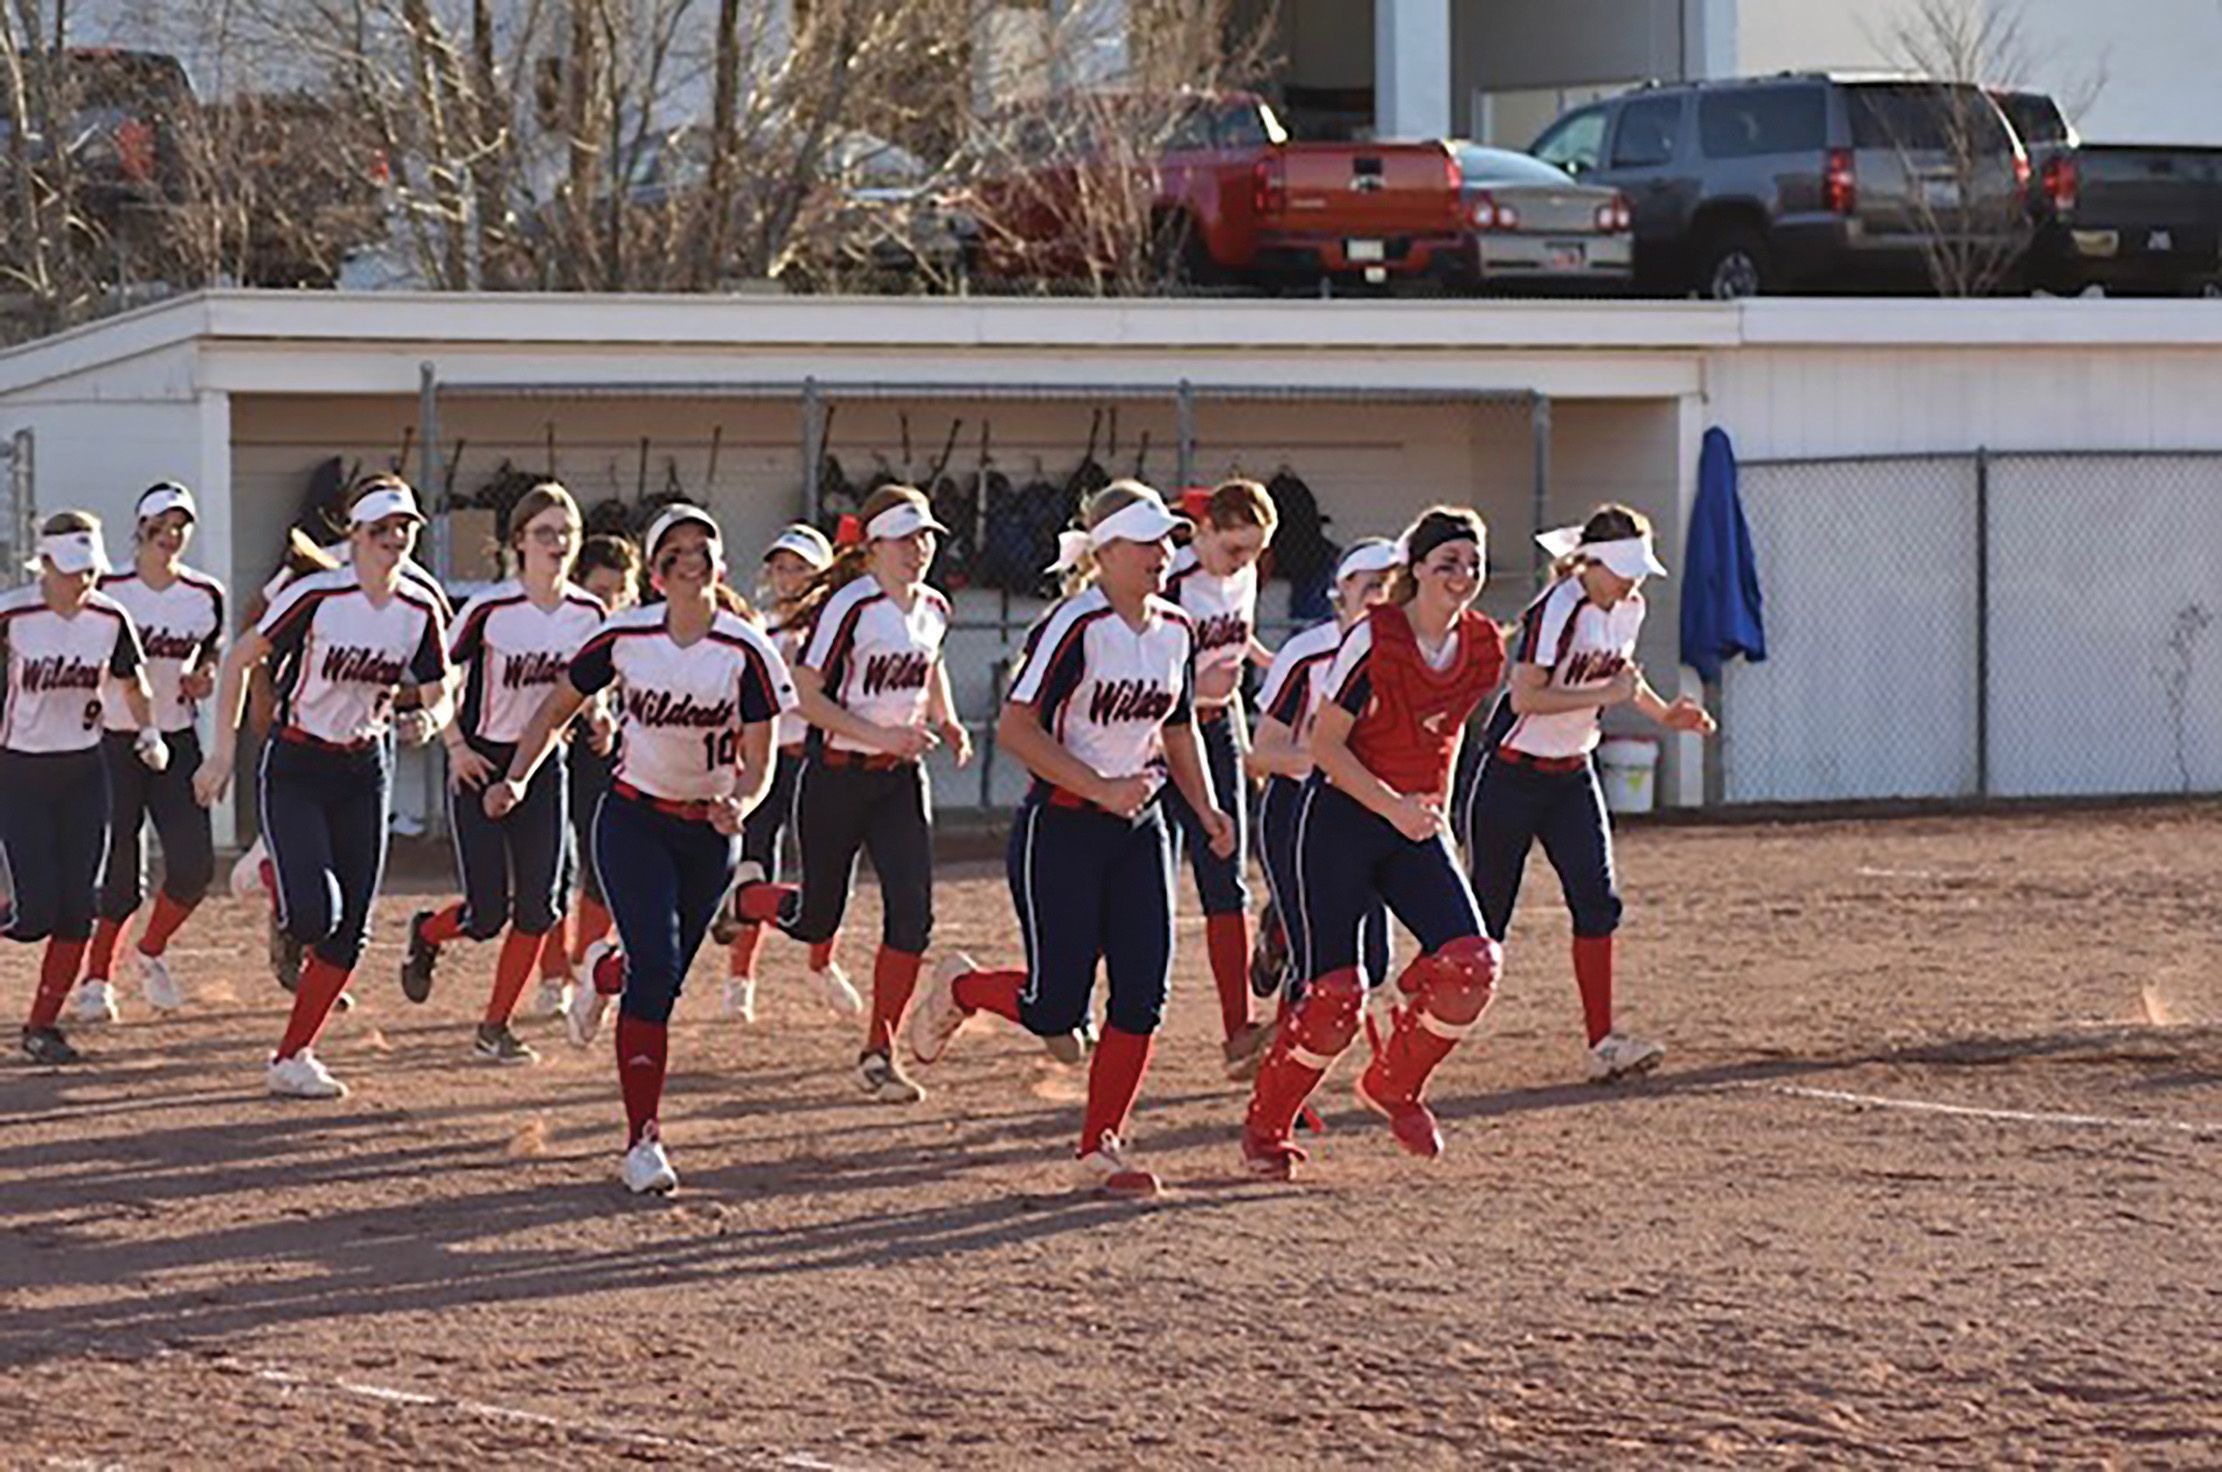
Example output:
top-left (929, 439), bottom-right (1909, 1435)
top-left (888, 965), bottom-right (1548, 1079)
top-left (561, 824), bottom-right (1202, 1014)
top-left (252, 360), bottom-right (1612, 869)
top-left (524, 525), bottom-right (578, 546)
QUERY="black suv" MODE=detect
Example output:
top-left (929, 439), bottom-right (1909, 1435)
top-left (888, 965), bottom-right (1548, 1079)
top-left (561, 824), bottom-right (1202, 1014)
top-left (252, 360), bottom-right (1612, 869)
top-left (1530, 74), bottom-right (2028, 297)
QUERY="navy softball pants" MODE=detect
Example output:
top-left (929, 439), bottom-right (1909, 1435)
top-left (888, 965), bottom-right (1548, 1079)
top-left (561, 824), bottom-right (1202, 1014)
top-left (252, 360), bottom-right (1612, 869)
top-left (791, 757), bottom-right (933, 953)
top-left (596, 791), bottom-right (739, 1027)
top-left (1289, 780), bottom-right (1483, 982)
top-left (260, 737), bottom-right (390, 970)
top-left (98, 728), bottom-right (215, 920)
top-left (1462, 755), bottom-right (1623, 942)
top-left (1161, 707), bottom-right (1248, 916)
top-left (1007, 796), bottom-right (1174, 1037)
top-left (565, 737), bottom-right (616, 905)
top-left (739, 745), bottom-right (803, 880)
top-left (1259, 775), bottom-right (1388, 989)
top-left (448, 737), bottom-right (568, 939)
top-left (0, 748), bottom-right (109, 943)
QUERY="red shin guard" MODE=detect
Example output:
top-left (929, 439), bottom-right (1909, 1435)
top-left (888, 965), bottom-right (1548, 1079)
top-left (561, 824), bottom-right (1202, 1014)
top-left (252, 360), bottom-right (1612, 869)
top-left (615, 1014), bottom-right (669, 1147)
top-left (1079, 1025), bottom-right (1155, 1156)
top-left (1245, 969), bottom-right (1363, 1142)
top-left (275, 956), bottom-right (352, 1060)
top-left (1206, 911), bottom-right (1253, 1042)
top-left (951, 967), bottom-right (1025, 1023)
top-left (137, 893), bottom-right (196, 958)
top-left (1364, 938), bottom-right (1500, 1105)
top-left (28, 939), bottom-right (89, 1029)
top-left (1573, 934), bottom-right (1615, 1046)
top-left (868, 947), bottom-right (923, 1054)
top-left (484, 928), bottom-right (543, 1026)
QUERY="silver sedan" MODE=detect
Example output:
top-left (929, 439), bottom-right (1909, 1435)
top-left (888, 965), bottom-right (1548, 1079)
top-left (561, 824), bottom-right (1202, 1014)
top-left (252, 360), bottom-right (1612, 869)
top-left (1452, 144), bottom-right (1634, 292)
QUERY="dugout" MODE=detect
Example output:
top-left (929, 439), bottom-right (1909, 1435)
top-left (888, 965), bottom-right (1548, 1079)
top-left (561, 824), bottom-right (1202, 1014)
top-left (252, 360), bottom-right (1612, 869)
top-left (0, 291), bottom-right (1708, 843)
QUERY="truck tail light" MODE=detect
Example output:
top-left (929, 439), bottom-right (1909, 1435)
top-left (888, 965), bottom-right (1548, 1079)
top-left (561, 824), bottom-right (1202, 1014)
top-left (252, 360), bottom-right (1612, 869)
top-left (1471, 190), bottom-right (1520, 231)
top-left (2044, 154), bottom-right (2078, 214)
top-left (1252, 154), bottom-right (1286, 218)
top-left (1824, 148), bottom-right (1856, 215)
top-left (1594, 193), bottom-right (1631, 232)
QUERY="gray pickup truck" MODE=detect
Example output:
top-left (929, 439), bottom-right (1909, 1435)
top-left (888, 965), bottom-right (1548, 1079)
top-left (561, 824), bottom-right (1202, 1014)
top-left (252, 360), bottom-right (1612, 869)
top-left (1995, 90), bottom-right (2222, 297)
top-left (1530, 74), bottom-right (2029, 297)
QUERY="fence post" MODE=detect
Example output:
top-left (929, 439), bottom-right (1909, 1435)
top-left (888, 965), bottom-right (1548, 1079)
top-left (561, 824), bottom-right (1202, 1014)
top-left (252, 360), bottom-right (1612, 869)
top-left (1176, 378), bottom-right (1196, 492)
top-left (801, 377), bottom-right (823, 523)
top-left (418, 362), bottom-right (449, 841)
top-left (1975, 444), bottom-right (1991, 800)
top-left (1528, 391), bottom-right (1553, 584)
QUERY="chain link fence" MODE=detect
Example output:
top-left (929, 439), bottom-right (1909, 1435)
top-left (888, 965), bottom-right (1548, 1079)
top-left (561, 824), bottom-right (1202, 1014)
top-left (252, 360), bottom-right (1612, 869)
top-left (1722, 448), bottom-right (2222, 803)
top-left (0, 430), bottom-right (32, 583)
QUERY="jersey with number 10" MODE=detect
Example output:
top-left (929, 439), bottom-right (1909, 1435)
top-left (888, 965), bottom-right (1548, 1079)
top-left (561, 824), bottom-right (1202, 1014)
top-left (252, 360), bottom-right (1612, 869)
top-left (567, 604), bottom-right (795, 803)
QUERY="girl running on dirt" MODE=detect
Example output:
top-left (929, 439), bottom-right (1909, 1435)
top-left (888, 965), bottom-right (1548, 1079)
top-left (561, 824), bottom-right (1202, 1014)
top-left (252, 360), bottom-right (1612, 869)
top-left (68, 485), bottom-right (225, 1025)
top-left (1241, 505), bottom-right (1506, 1181)
top-left (489, 505), bottom-right (794, 1194)
top-left (717, 522), bottom-right (855, 1023)
top-left (398, 484), bottom-right (606, 1065)
top-left (5, 511), bottom-right (163, 1066)
top-left (907, 481), bottom-right (1233, 1200)
top-left (193, 477), bottom-right (453, 1099)
top-left (1461, 503), bottom-right (1714, 1083)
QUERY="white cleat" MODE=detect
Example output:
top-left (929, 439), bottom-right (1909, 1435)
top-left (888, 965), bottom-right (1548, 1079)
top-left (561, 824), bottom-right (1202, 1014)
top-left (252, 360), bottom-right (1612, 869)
top-left (568, 942), bottom-right (617, 1047)
top-left (855, 1048), bottom-right (926, 1103)
top-left (268, 1049), bottom-right (348, 1099)
top-left (908, 952), bottom-right (975, 1065)
top-left (72, 980), bottom-right (119, 1026)
top-left (621, 1126), bottom-right (678, 1194)
top-left (722, 973), bottom-right (758, 1023)
top-left (229, 838), bottom-right (270, 902)
top-left (1588, 1030), bottom-right (1666, 1084)
top-left (1073, 1135), bottom-right (1162, 1200)
top-left (520, 977), bottom-right (571, 1023)
top-left (811, 963), bottom-right (864, 1016)
top-left (137, 952), bottom-right (185, 1012)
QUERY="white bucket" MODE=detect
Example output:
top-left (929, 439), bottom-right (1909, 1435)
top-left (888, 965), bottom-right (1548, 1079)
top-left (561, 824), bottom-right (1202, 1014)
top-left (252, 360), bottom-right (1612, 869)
top-left (1595, 737), bottom-right (1660, 815)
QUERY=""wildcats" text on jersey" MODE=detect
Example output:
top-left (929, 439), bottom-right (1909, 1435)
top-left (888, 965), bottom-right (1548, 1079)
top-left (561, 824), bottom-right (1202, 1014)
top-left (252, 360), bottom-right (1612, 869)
top-left (1089, 678), bottom-right (1175, 724)
top-left (321, 645), bottom-right (409, 686)
top-left (861, 650), bottom-right (931, 697)
top-left (1193, 612), bottom-right (1249, 653)
top-left (1561, 649), bottom-right (1629, 686)
top-left (142, 630), bottom-right (203, 661)
top-left (500, 650), bottom-right (572, 690)
top-left (625, 688), bottom-right (736, 729)
top-left (20, 654), bottom-right (102, 692)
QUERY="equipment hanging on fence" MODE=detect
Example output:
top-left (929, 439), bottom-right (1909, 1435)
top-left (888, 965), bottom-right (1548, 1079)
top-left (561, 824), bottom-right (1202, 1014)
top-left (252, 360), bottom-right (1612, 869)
top-left (815, 405), bottom-right (861, 538)
top-left (1267, 464), bottom-right (1339, 621)
top-left (924, 418), bottom-right (972, 587)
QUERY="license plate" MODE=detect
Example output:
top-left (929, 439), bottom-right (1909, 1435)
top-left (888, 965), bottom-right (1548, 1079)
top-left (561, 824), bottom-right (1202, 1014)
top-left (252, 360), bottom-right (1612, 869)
top-left (1921, 178), bottom-right (1961, 209)
top-left (1546, 243), bottom-right (1585, 271)
top-left (1346, 238), bottom-right (1385, 263)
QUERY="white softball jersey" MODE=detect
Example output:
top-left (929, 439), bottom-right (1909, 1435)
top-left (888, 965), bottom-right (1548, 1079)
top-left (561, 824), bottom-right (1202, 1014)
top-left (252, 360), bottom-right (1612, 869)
top-left (771, 622), bottom-right (808, 747)
top-left (449, 581), bottom-right (608, 745)
top-left (1165, 546), bottom-right (1257, 687)
top-left (567, 604), bottom-right (796, 803)
top-left (258, 567), bottom-right (450, 747)
top-left (1256, 618), bottom-right (1342, 740)
top-left (264, 543), bottom-right (452, 618)
top-left (0, 586), bottom-right (145, 754)
top-left (1008, 587), bottom-right (1195, 784)
top-left (98, 567), bottom-right (225, 733)
top-left (799, 576), bottom-right (950, 754)
top-left (1499, 576), bottom-right (1646, 760)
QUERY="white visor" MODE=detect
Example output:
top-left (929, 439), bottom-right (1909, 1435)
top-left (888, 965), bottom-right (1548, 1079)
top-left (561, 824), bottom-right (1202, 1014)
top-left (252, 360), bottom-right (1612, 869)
top-left (1536, 524), bottom-right (1668, 580)
top-left (1047, 496), bottom-right (1192, 573)
top-left (351, 485), bottom-right (427, 527)
top-left (1335, 540), bottom-right (1403, 583)
top-left (33, 529), bottom-right (109, 576)
top-left (137, 483), bottom-right (197, 522)
top-left (646, 504), bottom-right (724, 562)
top-left (865, 500), bottom-right (951, 542)
top-left (765, 527), bottom-right (832, 569)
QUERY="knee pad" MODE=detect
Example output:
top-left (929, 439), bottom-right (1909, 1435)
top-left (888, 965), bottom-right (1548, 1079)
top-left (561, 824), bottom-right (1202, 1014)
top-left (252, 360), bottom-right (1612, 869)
top-left (1400, 937), bottom-right (1500, 1039)
top-left (1283, 968), bottom-right (1365, 1069)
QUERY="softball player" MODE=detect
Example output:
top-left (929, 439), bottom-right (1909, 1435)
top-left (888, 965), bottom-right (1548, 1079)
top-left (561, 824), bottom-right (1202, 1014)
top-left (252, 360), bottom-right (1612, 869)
top-left (399, 484), bottom-right (604, 1064)
top-left (777, 486), bottom-right (967, 1102)
top-left (525, 532), bottom-right (639, 1020)
top-left (720, 523), bottom-right (855, 1022)
top-left (1241, 506), bottom-right (1506, 1181)
top-left (5, 512), bottom-right (165, 1065)
top-left (489, 505), bottom-right (794, 1194)
top-left (67, 484), bottom-right (224, 1023)
top-left (1246, 538), bottom-right (1400, 1019)
top-left (909, 481), bottom-right (1232, 1200)
top-left (1162, 478), bottom-right (1278, 1075)
top-left (1462, 504), bottom-right (1713, 1083)
top-left (194, 477), bottom-right (452, 1099)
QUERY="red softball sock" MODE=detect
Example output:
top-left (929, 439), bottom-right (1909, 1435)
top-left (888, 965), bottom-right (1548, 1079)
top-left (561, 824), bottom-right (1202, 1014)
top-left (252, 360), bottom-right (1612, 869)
top-left (1206, 911), bottom-right (1252, 1042)
top-left (1079, 1026), bottom-right (1155, 1156)
top-left (483, 928), bottom-right (542, 1026)
top-left (27, 939), bottom-right (89, 1029)
top-left (615, 1015), bottom-right (669, 1148)
top-left (1573, 935), bottom-right (1615, 1046)
top-left (421, 904), bottom-right (468, 946)
top-left (137, 893), bottom-right (196, 958)
top-left (85, 917), bottom-right (130, 981)
top-left (727, 922), bottom-right (765, 978)
top-left (868, 947), bottom-right (923, 1055)
top-left (951, 966), bottom-right (1024, 1022)
top-left (275, 957), bottom-right (352, 1060)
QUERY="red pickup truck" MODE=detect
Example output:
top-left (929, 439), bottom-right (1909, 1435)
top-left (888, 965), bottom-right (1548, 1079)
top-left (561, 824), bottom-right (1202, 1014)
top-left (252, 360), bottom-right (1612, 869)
top-left (964, 90), bottom-right (1468, 291)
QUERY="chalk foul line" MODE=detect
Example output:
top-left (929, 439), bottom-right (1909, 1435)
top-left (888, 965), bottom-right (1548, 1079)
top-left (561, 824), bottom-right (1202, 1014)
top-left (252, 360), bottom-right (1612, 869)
top-left (1749, 1083), bottom-right (2221, 1137)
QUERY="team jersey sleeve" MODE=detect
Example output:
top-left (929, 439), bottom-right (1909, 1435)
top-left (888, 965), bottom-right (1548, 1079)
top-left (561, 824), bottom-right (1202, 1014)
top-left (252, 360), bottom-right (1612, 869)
top-left (410, 603), bottom-right (451, 687)
top-left (109, 609), bottom-right (146, 679)
top-left (569, 630), bottom-right (619, 696)
top-left (1327, 621), bottom-right (1376, 716)
top-left (1257, 633), bottom-right (1318, 725)
top-left (197, 582), bottom-right (226, 663)
top-left (739, 634), bottom-right (796, 724)
top-left (1008, 602), bottom-right (1085, 706)
top-left (1516, 582), bottom-right (1577, 671)
top-left (449, 592), bottom-right (494, 667)
top-left (257, 574), bottom-right (322, 653)
top-left (799, 583), bottom-right (860, 674)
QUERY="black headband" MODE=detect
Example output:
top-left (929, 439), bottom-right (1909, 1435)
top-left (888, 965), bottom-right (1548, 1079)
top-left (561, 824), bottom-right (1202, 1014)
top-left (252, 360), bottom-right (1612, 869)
top-left (1406, 516), bottom-right (1481, 565)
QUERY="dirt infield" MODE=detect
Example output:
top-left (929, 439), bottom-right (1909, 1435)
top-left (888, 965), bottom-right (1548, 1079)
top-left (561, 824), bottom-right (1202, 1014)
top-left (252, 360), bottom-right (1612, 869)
top-left (3, 804), bottom-right (2219, 1468)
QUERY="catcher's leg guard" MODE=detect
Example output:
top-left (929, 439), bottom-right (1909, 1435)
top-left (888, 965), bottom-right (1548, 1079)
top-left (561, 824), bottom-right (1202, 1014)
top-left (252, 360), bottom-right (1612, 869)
top-left (1244, 968), bottom-right (1365, 1168)
top-left (1364, 936), bottom-right (1501, 1106)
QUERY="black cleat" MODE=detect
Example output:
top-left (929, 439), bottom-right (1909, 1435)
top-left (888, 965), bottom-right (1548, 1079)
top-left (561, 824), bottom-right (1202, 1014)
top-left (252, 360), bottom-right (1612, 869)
top-left (269, 911), bottom-right (304, 993)
top-left (473, 1021), bottom-right (538, 1065)
top-left (21, 1025), bottom-right (82, 1065)
top-left (400, 909), bottom-right (441, 1003)
top-left (1250, 897), bottom-right (1290, 999)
